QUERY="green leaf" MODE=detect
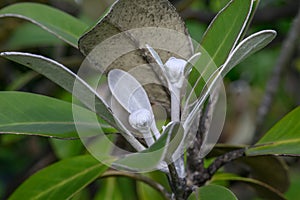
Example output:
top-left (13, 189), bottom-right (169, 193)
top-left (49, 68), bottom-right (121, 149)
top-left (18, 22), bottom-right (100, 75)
top-left (188, 184), bottom-right (237, 200)
top-left (0, 92), bottom-right (113, 138)
top-left (94, 178), bottom-right (124, 200)
top-left (221, 30), bottom-right (277, 76)
top-left (113, 122), bottom-right (183, 171)
top-left (50, 139), bottom-right (84, 159)
top-left (188, 0), bottom-right (253, 97)
top-left (0, 52), bottom-right (117, 129)
top-left (137, 181), bottom-right (165, 200)
top-left (0, 3), bottom-right (88, 47)
top-left (6, 23), bottom-right (63, 49)
top-left (285, 171), bottom-right (300, 200)
top-left (8, 155), bottom-right (109, 200)
top-left (199, 0), bottom-right (253, 66)
top-left (247, 107), bottom-right (300, 156)
top-left (211, 173), bottom-right (286, 200)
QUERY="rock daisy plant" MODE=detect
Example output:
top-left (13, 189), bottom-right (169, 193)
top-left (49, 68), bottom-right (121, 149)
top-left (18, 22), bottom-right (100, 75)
top-left (1, 0), bottom-right (291, 199)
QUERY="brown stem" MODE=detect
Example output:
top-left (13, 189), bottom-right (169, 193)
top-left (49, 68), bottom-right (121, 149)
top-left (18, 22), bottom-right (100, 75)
top-left (194, 148), bottom-right (246, 187)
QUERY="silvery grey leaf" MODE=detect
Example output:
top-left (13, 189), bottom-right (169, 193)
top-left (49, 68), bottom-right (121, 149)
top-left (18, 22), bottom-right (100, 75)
top-left (78, 0), bottom-right (194, 110)
top-left (221, 30), bottom-right (277, 76)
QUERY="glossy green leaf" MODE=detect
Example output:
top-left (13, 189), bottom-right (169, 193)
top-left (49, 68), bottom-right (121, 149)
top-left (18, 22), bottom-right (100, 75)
top-left (113, 122), bottom-right (183, 171)
top-left (199, 0), bottom-right (252, 66)
top-left (8, 155), bottom-right (109, 200)
top-left (185, 0), bottom-right (255, 118)
top-left (239, 0), bottom-right (260, 41)
top-left (0, 52), bottom-right (117, 128)
top-left (188, 184), bottom-right (237, 200)
top-left (95, 178), bottom-right (124, 200)
top-left (247, 107), bottom-right (300, 156)
top-left (0, 3), bottom-right (88, 47)
top-left (211, 173), bottom-right (286, 200)
top-left (188, 0), bottom-right (253, 97)
top-left (0, 92), bottom-right (113, 138)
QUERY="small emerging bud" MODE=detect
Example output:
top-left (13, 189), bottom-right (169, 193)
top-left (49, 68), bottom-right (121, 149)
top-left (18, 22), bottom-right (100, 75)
top-left (129, 109), bottom-right (153, 131)
top-left (165, 57), bottom-right (187, 84)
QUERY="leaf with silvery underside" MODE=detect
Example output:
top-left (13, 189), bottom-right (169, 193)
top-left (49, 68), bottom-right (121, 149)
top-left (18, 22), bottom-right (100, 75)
top-left (247, 106), bottom-right (300, 156)
top-left (0, 3), bottom-right (88, 48)
top-left (0, 92), bottom-right (115, 139)
top-left (182, 30), bottom-right (276, 134)
top-left (0, 52), bottom-right (117, 129)
top-left (211, 173), bottom-right (286, 200)
top-left (221, 30), bottom-right (277, 76)
top-left (187, 0), bottom-right (253, 100)
top-left (78, 0), bottom-right (194, 110)
top-left (112, 122), bottom-right (182, 171)
top-left (8, 155), bottom-right (110, 200)
top-left (188, 184), bottom-right (237, 200)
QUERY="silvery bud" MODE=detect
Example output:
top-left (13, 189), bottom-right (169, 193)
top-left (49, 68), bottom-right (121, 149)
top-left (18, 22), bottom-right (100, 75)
top-left (165, 57), bottom-right (187, 86)
top-left (129, 108), bottom-right (153, 131)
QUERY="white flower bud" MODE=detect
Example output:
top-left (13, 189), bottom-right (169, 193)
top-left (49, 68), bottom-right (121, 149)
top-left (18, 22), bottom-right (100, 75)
top-left (129, 109), bottom-right (153, 131)
top-left (165, 57), bottom-right (187, 85)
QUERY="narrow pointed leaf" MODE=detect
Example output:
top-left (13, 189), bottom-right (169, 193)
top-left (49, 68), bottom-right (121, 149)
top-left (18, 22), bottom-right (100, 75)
top-left (184, 30), bottom-right (276, 122)
top-left (0, 52), bottom-right (117, 129)
top-left (221, 30), bottom-right (277, 76)
top-left (211, 173), bottom-right (286, 200)
top-left (199, 0), bottom-right (253, 66)
top-left (247, 107), bottom-right (300, 156)
top-left (8, 155), bottom-right (109, 200)
top-left (188, 0), bottom-right (253, 100)
top-left (188, 184), bottom-right (237, 200)
top-left (0, 3), bottom-right (88, 47)
top-left (0, 92), bottom-right (114, 138)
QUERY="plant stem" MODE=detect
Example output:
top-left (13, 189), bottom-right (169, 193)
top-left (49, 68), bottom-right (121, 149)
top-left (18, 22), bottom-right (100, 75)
top-left (167, 162), bottom-right (186, 200)
top-left (193, 148), bottom-right (246, 186)
top-left (169, 86), bottom-right (187, 199)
